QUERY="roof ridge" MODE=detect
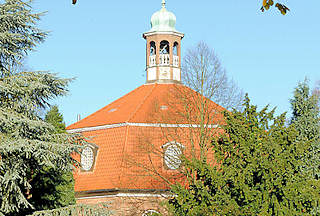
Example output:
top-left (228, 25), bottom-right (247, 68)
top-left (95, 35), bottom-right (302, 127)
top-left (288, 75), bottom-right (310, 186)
top-left (67, 85), bottom-right (144, 129)
top-left (126, 84), bottom-right (157, 122)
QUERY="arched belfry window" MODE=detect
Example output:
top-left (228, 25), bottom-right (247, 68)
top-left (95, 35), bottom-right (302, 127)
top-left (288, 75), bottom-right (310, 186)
top-left (160, 40), bottom-right (170, 54)
top-left (149, 41), bottom-right (156, 66)
top-left (150, 41), bottom-right (156, 56)
top-left (173, 42), bottom-right (179, 67)
top-left (173, 42), bottom-right (179, 56)
top-left (159, 40), bottom-right (170, 65)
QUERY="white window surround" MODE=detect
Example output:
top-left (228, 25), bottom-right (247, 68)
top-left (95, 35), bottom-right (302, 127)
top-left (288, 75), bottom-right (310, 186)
top-left (81, 146), bottom-right (94, 171)
top-left (162, 141), bottom-right (184, 149)
top-left (142, 209), bottom-right (160, 216)
top-left (162, 141), bottom-right (185, 170)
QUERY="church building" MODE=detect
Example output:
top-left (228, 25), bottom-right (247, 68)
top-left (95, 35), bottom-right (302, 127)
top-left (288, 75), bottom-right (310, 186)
top-left (67, 1), bottom-right (224, 215)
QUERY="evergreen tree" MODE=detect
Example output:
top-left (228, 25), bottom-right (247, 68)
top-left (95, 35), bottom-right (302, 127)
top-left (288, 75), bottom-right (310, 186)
top-left (290, 80), bottom-right (320, 179)
top-left (0, 60), bottom-right (81, 216)
top-left (29, 106), bottom-right (76, 211)
top-left (0, 0), bottom-right (46, 75)
top-left (44, 106), bottom-right (66, 134)
top-left (0, 1), bottom-right (81, 215)
top-left (167, 96), bottom-right (320, 215)
top-left (0, 1), bottom-right (111, 215)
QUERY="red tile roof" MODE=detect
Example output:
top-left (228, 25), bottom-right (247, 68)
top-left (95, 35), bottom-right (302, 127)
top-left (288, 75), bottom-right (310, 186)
top-left (67, 83), bottom-right (225, 130)
top-left (69, 83), bottom-right (225, 193)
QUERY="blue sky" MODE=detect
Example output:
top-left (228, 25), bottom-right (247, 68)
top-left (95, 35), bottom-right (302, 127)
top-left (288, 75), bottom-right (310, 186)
top-left (28, 0), bottom-right (320, 126)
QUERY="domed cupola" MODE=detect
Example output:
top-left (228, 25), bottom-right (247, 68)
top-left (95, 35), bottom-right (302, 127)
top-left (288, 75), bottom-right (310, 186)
top-left (143, 0), bottom-right (184, 84)
top-left (149, 0), bottom-right (177, 33)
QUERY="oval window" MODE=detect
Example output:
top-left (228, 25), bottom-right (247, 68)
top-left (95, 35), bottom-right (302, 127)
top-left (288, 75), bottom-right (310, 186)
top-left (81, 146), bottom-right (94, 171)
top-left (164, 144), bottom-right (182, 170)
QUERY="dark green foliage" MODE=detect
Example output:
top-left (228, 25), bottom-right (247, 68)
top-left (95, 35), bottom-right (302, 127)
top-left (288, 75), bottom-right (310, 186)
top-left (29, 106), bottom-right (76, 211)
top-left (0, 0), bottom-right (47, 76)
top-left (0, 69), bottom-right (82, 216)
top-left (29, 167), bottom-right (76, 211)
top-left (0, 1), bottom-right (85, 215)
top-left (44, 106), bottom-right (66, 134)
top-left (0, 0), bottom-right (111, 215)
top-left (167, 95), bottom-right (320, 215)
top-left (290, 80), bottom-right (320, 179)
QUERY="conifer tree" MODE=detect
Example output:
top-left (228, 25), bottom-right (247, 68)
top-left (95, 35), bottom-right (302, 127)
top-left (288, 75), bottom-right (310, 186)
top-left (44, 106), bottom-right (66, 134)
top-left (290, 80), bottom-right (320, 179)
top-left (29, 106), bottom-right (76, 211)
top-left (0, 1), bottom-right (111, 215)
top-left (167, 96), bottom-right (320, 215)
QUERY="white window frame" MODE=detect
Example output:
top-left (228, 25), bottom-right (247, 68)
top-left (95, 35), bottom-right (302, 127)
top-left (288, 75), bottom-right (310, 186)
top-left (81, 146), bottom-right (95, 171)
top-left (142, 209), bottom-right (160, 216)
top-left (162, 141), bottom-right (185, 170)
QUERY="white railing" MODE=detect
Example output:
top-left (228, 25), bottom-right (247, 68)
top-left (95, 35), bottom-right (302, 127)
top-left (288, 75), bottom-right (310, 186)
top-left (159, 54), bottom-right (170, 66)
top-left (149, 55), bottom-right (156, 67)
top-left (173, 55), bottom-right (179, 67)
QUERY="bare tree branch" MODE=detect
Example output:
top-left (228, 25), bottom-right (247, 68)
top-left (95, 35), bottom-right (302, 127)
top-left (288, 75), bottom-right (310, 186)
top-left (182, 41), bottom-right (244, 111)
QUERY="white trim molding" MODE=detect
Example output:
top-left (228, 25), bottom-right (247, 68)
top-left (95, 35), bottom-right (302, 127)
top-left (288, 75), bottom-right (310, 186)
top-left (77, 192), bottom-right (173, 200)
top-left (143, 31), bottom-right (184, 38)
top-left (67, 122), bottom-right (218, 133)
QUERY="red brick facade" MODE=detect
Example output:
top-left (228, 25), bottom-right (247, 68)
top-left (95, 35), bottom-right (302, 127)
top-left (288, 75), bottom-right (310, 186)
top-left (77, 193), bottom-right (168, 215)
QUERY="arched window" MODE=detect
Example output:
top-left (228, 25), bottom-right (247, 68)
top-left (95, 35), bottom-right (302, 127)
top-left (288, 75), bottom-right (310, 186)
top-left (150, 41), bottom-right (156, 56)
top-left (142, 209), bottom-right (160, 216)
top-left (160, 40), bottom-right (170, 54)
top-left (173, 42), bottom-right (179, 56)
top-left (162, 142), bottom-right (184, 170)
top-left (172, 42), bottom-right (179, 67)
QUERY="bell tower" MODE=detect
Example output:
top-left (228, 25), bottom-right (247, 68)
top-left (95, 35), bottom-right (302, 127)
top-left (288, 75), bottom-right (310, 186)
top-left (143, 0), bottom-right (184, 84)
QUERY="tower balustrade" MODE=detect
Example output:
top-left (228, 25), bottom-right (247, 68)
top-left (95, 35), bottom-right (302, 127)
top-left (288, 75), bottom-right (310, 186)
top-left (159, 54), bottom-right (170, 65)
top-left (149, 55), bottom-right (156, 67)
top-left (173, 55), bottom-right (179, 67)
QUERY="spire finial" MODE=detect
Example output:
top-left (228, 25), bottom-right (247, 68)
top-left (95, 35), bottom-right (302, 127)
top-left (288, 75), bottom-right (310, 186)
top-left (162, 0), bottom-right (166, 8)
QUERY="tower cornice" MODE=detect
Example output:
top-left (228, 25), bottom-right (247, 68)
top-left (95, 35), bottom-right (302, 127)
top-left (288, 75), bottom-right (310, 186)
top-left (143, 31), bottom-right (184, 39)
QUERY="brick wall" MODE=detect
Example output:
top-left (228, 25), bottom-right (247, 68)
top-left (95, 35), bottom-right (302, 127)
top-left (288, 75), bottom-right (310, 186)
top-left (77, 195), bottom-right (168, 216)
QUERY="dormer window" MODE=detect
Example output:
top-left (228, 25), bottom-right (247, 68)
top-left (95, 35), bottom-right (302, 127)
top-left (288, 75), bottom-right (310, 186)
top-left (162, 142), bottom-right (184, 170)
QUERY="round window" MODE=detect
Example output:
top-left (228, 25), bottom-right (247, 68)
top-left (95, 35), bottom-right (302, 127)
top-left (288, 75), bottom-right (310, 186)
top-left (81, 146), bottom-right (94, 171)
top-left (164, 144), bottom-right (182, 170)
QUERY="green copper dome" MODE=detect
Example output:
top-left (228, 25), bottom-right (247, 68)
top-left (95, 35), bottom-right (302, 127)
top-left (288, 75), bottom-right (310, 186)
top-left (149, 1), bottom-right (177, 32)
